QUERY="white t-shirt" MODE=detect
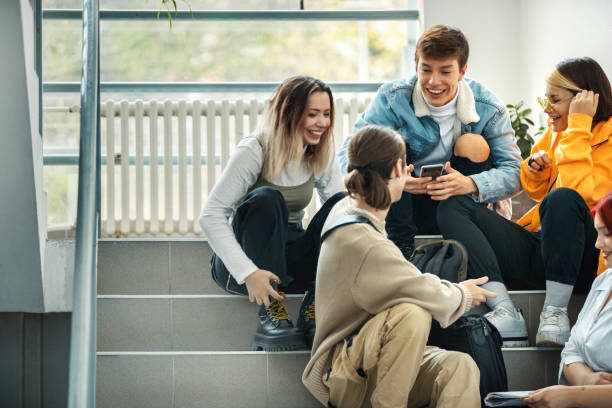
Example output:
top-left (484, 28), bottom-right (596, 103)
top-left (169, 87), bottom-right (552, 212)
top-left (415, 85), bottom-right (460, 171)
top-left (559, 269), bottom-right (612, 384)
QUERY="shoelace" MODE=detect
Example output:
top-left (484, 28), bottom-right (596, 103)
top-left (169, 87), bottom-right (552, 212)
top-left (540, 306), bottom-right (566, 325)
top-left (487, 306), bottom-right (513, 321)
top-left (304, 302), bottom-right (315, 320)
top-left (267, 292), bottom-right (290, 321)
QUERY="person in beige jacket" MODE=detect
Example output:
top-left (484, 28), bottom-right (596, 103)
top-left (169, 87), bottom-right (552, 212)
top-left (302, 124), bottom-right (496, 408)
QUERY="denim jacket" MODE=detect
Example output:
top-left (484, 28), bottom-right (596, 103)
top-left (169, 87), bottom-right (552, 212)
top-left (338, 76), bottom-right (522, 205)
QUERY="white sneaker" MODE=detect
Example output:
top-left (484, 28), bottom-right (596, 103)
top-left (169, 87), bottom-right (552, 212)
top-left (536, 305), bottom-right (570, 347)
top-left (484, 306), bottom-right (529, 347)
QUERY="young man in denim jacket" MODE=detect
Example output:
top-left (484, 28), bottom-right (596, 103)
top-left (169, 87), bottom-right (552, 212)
top-left (338, 25), bottom-right (522, 258)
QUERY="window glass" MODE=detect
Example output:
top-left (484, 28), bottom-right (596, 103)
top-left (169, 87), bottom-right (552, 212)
top-left (43, 20), bottom-right (407, 83)
top-left (42, 0), bottom-right (415, 229)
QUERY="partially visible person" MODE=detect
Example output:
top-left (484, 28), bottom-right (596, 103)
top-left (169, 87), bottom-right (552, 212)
top-left (200, 76), bottom-right (345, 351)
top-left (303, 124), bottom-right (495, 408)
top-left (438, 57), bottom-right (612, 347)
top-left (524, 192), bottom-right (612, 408)
top-left (338, 24), bottom-right (521, 258)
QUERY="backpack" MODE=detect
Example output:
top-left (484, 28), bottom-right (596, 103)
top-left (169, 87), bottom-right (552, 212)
top-left (414, 239), bottom-right (508, 405)
top-left (411, 239), bottom-right (468, 283)
top-left (428, 315), bottom-right (508, 406)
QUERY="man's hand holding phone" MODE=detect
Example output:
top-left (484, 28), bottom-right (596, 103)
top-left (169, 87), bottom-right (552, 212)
top-left (427, 162), bottom-right (479, 200)
top-left (420, 163), bottom-right (445, 179)
top-left (404, 164), bottom-right (434, 194)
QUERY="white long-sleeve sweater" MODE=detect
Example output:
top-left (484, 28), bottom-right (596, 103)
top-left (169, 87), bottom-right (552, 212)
top-left (199, 135), bottom-right (344, 284)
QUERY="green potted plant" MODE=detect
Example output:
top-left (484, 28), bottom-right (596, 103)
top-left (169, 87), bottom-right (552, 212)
top-left (506, 101), bottom-right (545, 159)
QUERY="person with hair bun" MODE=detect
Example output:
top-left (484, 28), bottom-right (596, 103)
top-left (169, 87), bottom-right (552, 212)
top-left (437, 57), bottom-right (612, 348)
top-left (303, 124), bottom-right (495, 408)
top-left (524, 192), bottom-right (612, 408)
top-left (200, 76), bottom-right (345, 351)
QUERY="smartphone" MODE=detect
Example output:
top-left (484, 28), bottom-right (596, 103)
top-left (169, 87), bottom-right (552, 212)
top-left (419, 164), bottom-right (444, 180)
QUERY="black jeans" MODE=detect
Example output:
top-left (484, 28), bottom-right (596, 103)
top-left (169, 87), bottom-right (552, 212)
top-left (386, 154), bottom-right (494, 247)
top-left (436, 188), bottom-right (599, 292)
top-left (211, 186), bottom-right (345, 295)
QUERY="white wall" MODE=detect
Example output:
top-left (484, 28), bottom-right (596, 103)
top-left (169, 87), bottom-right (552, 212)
top-left (422, 0), bottom-right (522, 105)
top-left (519, 0), bottom-right (612, 124)
top-left (422, 0), bottom-right (612, 126)
top-left (0, 0), bottom-right (46, 312)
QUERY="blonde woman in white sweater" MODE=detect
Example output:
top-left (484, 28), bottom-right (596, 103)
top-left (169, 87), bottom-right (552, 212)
top-left (200, 76), bottom-right (344, 351)
top-left (303, 124), bottom-right (495, 408)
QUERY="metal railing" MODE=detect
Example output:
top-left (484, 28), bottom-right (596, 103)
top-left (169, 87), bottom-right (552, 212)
top-left (43, 9), bottom-right (419, 21)
top-left (67, 0), bottom-right (99, 406)
top-left (43, 81), bottom-right (384, 94)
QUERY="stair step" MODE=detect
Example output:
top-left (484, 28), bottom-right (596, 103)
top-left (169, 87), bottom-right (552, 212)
top-left (96, 238), bottom-right (583, 404)
top-left (97, 238), bottom-right (440, 296)
top-left (96, 349), bottom-right (561, 408)
top-left (97, 293), bottom-right (585, 352)
top-left (98, 240), bottom-right (225, 296)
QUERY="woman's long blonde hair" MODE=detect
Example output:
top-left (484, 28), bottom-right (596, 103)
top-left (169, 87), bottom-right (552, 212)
top-left (258, 76), bottom-right (335, 181)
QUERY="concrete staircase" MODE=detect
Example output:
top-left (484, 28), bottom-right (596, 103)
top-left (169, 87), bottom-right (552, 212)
top-left (96, 239), bottom-right (586, 408)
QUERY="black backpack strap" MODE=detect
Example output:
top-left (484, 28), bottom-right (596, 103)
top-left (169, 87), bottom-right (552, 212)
top-left (321, 214), bottom-right (378, 242)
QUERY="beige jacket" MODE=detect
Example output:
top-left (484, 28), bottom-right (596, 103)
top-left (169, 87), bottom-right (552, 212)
top-left (302, 197), bottom-right (473, 405)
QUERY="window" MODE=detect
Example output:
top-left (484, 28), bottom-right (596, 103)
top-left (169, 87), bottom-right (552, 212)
top-left (42, 0), bottom-right (420, 231)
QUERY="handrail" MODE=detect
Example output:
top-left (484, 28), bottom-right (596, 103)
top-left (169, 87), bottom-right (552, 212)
top-left (67, 0), bottom-right (100, 406)
top-left (43, 9), bottom-right (419, 21)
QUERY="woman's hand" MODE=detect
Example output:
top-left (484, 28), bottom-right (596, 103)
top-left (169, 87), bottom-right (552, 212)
top-left (569, 90), bottom-right (599, 117)
top-left (244, 269), bottom-right (283, 306)
top-left (525, 385), bottom-right (576, 408)
top-left (460, 276), bottom-right (497, 308)
top-left (582, 371), bottom-right (612, 385)
top-left (527, 150), bottom-right (552, 172)
top-left (563, 361), bottom-right (612, 386)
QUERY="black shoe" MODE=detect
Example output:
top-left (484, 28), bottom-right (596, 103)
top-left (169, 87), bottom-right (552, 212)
top-left (296, 289), bottom-right (316, 347)
top-left (252, 292), bottom-right (306, 351)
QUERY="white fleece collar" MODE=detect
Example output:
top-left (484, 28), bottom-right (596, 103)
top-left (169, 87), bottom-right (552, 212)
top-left (413, 79), bottom-right (480, 124)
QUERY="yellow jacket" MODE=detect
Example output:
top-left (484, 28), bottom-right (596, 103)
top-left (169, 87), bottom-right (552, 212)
top-left (517, 113), bottom-right (612, 274)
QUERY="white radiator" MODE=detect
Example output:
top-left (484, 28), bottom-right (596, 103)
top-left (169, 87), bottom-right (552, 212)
top-left (100, 97), bottom-right (370, 237)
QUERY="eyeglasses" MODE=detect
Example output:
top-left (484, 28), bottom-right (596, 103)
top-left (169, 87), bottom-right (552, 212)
top-left (537, 95), bottom-right (574, 111)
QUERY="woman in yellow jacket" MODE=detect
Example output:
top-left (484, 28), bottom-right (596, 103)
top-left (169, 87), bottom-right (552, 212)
top-left (437, 57), bottom-right (612, 348)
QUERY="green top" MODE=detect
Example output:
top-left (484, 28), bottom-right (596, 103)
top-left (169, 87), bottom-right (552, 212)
top-left (248, 175), bottom-right (315, 223)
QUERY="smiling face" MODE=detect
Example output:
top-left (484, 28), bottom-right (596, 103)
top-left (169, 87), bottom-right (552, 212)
top-left (544, 84), bottom-right (575, 132)
top-left (417, 56), bottom-right (467, 107)
top-left (595, 214), bottom-right (612, 268)
top-left (301, 91), bottom-right (331, 146)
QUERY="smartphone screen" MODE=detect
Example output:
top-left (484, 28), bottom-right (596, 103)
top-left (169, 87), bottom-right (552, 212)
top-left (420, 164), bottom-right (444, 179)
